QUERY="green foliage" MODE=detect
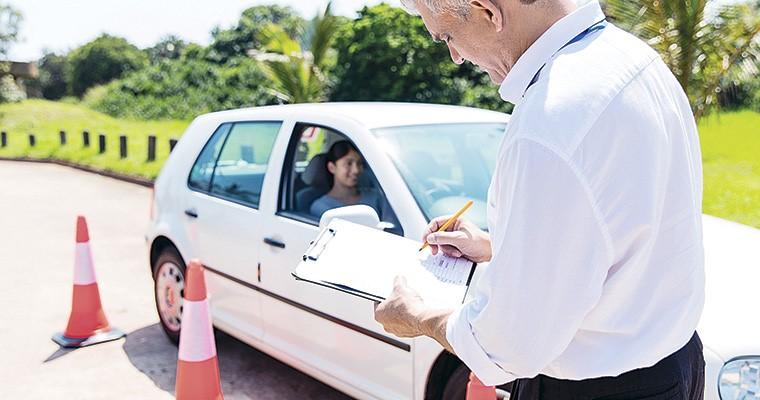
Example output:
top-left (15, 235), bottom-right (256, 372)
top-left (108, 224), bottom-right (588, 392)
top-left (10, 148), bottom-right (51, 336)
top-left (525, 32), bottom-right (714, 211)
top-left (604, 0), bottom-right (760, 119)
top-left (0, 74), bottom-right (23, 102)
top-left (330, 4), bottom-right (462, 103)
top-left (35, 52), bottom-right (69, 100)
top-left (328, 4), bottom-right (510, 112)
top-left (67, 34), bottom-right (148, 97)
top-left (256, 3), bottom-right (341, 103)
top-left (209, 5), bottom-right (305, 63)
top-left (91, 56), bottom-right (280, 120)
top-left (146, 35), bottom-right (187, 64)
top-left (0, 3), bottom-right (21, 58)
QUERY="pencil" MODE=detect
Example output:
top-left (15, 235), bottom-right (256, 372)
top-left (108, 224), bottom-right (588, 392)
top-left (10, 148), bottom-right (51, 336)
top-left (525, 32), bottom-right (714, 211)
top-left (419, 200), bottom-right (474, 252)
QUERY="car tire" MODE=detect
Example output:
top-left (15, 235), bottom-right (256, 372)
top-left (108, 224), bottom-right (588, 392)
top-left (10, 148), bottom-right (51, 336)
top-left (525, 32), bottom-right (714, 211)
top-left (152, 246), bottom-right (186, 345)
top-left (441, 364), bottom-right (470, 400)
top-left (441, 364), bottom-right (512, 400)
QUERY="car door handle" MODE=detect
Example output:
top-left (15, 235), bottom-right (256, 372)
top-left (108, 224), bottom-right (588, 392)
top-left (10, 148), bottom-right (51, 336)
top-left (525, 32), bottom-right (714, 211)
top-left (184, 208), bottom-right (198, 218)
top-left (263, 237), bottom-right (286, 249)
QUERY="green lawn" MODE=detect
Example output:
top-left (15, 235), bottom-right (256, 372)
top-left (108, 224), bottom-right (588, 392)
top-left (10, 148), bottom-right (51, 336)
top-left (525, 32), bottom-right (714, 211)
top-left (1, 100), bottom-right (758, 229)
top-left (698, 110), bottom-right (760, 229)
top-left (0, 99), bottom-right (189, 179)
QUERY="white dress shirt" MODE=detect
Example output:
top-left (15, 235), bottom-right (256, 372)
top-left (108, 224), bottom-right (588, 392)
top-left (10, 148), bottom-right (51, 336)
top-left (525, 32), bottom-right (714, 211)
top-left (445, 0), bottom-right (705, 385)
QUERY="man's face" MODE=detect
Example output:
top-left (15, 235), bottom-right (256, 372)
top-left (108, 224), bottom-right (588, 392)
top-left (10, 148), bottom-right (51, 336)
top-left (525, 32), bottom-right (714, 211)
top-left (416, 1), bottom-right (517, 84)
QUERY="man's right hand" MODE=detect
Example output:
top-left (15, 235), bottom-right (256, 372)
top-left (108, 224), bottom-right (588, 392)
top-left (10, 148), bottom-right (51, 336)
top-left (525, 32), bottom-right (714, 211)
top-left (422, 216), bottom-right (492, 263)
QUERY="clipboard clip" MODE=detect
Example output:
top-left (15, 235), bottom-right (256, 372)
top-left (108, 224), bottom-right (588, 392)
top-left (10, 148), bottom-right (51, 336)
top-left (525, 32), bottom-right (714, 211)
top-left (302, 228), bottom-right (336, 261)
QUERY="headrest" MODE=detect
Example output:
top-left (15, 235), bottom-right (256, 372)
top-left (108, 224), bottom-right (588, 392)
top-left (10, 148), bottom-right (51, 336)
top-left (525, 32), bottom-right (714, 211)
top-left (302, 153), bottom-right (330, 188)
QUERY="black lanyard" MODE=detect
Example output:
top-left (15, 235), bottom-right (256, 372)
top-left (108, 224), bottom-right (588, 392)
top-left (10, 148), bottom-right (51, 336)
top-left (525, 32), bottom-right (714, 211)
top-left (524, 19), bottom-right (608, 95)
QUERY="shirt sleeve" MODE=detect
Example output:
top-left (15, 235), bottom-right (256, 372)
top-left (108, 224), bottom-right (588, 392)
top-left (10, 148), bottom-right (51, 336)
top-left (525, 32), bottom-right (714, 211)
top-left (446, 138), bottom-right (613, 385)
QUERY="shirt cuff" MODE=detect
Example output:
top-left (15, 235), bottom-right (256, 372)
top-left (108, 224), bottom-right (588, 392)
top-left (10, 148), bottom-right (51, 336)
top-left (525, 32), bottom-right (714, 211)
top-left (445, 305), bottom-right (517, 386)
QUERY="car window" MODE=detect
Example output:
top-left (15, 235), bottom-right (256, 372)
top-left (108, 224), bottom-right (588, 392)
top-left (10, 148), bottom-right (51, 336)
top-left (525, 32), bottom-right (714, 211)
top-left (279, 124), bottom-right (403, 235)
top-left (188, 123), bottom-right (232, 192)
top-left (208, 121), bottom-right (282, 208)
top-left (373, 123), bottom-right (506, 230)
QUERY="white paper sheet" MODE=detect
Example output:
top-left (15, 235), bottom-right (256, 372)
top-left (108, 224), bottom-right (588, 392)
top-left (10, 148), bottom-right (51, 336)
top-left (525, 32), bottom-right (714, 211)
top-left (295, 219), bottom-right (474, 308)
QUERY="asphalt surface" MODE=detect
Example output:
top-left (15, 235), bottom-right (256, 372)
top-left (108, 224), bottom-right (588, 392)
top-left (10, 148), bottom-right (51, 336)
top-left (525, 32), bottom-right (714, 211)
top-left (0, 160), bottom-right (352, 399)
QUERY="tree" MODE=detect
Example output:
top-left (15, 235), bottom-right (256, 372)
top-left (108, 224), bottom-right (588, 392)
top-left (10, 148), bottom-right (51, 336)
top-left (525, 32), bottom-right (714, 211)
top-left (146, 35), bottom-right (187, 64)
top-left (209, 5), bottom-right (305, 63)
top-left (604, 0), bottom-right (760, 119)
top-left (36, 52), bottom-right (68, 99)
top-left (92, 57), bottom-right (280, 120)
top-left (254, 3), bottom-right (341, 103)
top-left (329, 4), bottom-right (463, 103)
top-left (0, 3), bottom-right (21, 59)
top-left (67, 34), bottom-right (148, 97)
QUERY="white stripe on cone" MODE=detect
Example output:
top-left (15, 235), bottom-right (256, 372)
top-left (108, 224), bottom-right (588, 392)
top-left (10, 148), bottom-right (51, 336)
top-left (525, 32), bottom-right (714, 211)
top-left (73, 243), bottom-right (97, 285)
top-left (178, 299), bottom-right (217, 362)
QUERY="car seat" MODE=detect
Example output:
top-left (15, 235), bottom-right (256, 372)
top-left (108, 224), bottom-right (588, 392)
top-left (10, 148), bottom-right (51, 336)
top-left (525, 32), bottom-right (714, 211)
top-left (295, 153), bottom-right (331, 213)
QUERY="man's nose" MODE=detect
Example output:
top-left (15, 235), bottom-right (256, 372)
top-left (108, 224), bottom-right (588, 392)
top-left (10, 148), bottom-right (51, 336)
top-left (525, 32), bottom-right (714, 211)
top-left (448, 44), bottom-right (464, 65)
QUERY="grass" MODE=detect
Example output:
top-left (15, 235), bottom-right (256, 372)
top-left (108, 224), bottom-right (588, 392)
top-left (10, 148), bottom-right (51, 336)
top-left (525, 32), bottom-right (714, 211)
top-left (0, 99), bottom-right (190, 179)
top-left (698, 110), bottom-right (760, 229)
top-left (0, 100), bottom-right (758, 229)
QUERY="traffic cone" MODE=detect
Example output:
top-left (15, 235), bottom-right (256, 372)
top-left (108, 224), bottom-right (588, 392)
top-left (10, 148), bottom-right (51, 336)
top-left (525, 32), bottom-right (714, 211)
top-left (466, 372), bottom-right (497, 400)
top-left (52, 216), bottom-right (125, 347)
top-left (175, 260), bottom-right (223, 400)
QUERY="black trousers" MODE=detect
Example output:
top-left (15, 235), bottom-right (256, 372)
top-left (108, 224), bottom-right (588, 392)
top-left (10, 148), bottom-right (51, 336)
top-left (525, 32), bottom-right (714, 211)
top-left (507, 332), bottom-right (705, 400)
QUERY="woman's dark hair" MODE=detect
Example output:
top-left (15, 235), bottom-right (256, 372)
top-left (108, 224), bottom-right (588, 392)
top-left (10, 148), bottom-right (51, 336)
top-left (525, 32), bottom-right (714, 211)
top-left (324, 140), bottom-right (360, 186)
top-left (325, 140), bottom-right (358, 164)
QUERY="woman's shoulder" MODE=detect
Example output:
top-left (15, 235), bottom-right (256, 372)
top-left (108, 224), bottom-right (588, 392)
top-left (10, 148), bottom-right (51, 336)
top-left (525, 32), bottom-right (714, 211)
top-left (310, 194), bottom-right (340, 216)
top-left (361, 188), bottom-right (382, 202)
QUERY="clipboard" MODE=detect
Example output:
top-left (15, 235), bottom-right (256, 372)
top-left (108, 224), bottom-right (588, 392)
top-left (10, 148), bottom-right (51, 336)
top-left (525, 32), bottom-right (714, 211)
top-left (293, 218), bottom-right (477, 308)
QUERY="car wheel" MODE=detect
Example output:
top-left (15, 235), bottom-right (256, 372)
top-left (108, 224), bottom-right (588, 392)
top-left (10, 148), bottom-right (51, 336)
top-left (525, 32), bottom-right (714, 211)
top-left (152, 247), bottom-right (186, 344)
top-left (441, 364), bottom-right (470, 400)
top-left (442, 364), bottom-right (512, 400)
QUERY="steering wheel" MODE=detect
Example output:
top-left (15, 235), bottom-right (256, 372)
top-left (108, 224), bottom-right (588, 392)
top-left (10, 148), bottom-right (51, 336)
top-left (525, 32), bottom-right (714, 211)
top-left (422, 178), bottom-right (454, 201)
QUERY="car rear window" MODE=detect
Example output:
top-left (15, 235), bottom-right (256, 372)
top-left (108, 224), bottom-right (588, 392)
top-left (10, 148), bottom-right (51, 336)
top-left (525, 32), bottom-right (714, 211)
top-left (188, 123), bottom-right (232, 192)
top-left (208, 121), bottom-right (281, 208)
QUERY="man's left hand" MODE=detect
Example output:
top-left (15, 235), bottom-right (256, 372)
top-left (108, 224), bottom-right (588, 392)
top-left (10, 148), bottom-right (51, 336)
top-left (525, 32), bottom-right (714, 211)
top-left (374, 276), bottom-right (427, 337)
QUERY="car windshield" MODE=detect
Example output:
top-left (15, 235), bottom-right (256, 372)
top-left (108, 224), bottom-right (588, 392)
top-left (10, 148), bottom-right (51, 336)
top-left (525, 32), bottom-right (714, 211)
top-left (372, 123), bottom-right (506, 230)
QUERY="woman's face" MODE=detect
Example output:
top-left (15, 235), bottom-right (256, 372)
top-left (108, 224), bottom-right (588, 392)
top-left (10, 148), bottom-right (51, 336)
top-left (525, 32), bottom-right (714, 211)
top-left (327, 149), bottom-right (364, 188)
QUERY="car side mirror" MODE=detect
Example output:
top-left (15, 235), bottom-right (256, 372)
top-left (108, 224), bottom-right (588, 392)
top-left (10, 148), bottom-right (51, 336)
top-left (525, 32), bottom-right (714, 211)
top-left (319, 205), bottom-right (381, 230)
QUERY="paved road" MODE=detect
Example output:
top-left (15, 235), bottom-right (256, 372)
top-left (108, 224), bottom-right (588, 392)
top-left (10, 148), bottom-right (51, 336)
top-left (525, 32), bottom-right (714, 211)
top-left (0, 160), bottom-right (352, 399)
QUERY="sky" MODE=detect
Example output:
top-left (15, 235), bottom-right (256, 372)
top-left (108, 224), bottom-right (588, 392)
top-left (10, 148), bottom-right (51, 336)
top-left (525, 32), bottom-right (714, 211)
top-left (7, 0), bottom-right (401, 62)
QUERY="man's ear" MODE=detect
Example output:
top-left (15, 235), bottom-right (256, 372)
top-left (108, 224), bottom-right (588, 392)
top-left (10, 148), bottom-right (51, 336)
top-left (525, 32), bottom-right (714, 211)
top-left (469, 0), bottom-right (503, 32)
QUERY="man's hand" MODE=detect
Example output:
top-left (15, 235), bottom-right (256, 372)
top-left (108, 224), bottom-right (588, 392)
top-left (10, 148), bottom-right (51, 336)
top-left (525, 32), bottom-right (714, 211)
top-left (423, 216), bottom-right (492, 263)
top-left (374, 276), bottom-right (427, 337)
top-left (374, 276), bottom-right (456, 353)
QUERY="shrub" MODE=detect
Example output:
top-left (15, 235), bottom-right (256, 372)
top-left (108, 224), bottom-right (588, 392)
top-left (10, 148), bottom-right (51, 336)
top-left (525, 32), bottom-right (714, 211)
top-left (91, 57), bottom-right (280, 120)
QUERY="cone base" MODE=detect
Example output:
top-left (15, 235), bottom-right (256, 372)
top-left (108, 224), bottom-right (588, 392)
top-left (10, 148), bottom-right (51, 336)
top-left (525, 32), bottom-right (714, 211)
top-left (52, 327), bottom-right (126, 348)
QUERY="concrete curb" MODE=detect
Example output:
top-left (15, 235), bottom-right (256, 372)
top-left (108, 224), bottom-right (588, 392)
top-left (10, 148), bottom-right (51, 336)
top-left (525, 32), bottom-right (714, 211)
top-left (0, 156), bottom-right (155, 188)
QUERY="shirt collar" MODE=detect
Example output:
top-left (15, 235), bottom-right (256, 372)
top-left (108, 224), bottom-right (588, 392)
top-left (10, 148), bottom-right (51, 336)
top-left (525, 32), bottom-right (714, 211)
top-left (498, 0), bottom-right (606, 104)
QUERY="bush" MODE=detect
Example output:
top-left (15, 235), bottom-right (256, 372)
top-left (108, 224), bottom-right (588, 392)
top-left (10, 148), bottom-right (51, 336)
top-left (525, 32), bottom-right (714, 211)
top-left (91, 57), bottom-right (280, 120)
top-left (67, 34), bottom-right (148, 97)
top-left (0, 74), bottom-right (25, 102)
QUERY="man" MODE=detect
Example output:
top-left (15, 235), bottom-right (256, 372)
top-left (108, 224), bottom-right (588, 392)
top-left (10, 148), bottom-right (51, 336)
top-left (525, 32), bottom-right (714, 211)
top-left (373, 0), bottom-right (707, 398)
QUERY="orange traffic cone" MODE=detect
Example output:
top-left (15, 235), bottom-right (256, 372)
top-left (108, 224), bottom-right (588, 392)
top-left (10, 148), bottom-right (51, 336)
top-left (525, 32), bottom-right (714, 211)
top-left (52, 216), bottom-right (125, 347)
top-left (175, 260), bottom-right (223, 400)
top-left (466, 372), bottom-right (497, 400)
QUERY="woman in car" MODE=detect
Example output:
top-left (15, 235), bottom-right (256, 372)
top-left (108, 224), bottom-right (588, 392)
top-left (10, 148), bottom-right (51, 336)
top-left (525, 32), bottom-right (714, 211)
top-left (310, 140), bottom-right (383, 218)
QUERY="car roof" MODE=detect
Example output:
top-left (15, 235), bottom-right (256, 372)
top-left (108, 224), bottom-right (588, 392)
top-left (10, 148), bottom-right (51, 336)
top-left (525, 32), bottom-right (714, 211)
top-left (198, 102), bottom-right (509, 129)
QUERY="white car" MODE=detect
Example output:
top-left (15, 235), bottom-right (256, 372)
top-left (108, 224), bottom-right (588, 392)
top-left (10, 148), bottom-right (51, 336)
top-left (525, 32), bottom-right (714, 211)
top-left (146, 102), bottom-right (759, 400)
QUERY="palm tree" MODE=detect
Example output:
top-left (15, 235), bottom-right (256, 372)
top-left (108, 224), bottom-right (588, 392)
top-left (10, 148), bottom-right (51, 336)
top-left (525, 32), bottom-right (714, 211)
top-left (250, 2), bottom-right (340, 104)
top-left (604, 0), bottom-right (760, 119)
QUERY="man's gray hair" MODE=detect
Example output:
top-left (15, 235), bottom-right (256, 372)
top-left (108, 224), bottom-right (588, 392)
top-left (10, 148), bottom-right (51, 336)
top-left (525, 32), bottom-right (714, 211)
top-left (399, 0), bottom-right (472, 18)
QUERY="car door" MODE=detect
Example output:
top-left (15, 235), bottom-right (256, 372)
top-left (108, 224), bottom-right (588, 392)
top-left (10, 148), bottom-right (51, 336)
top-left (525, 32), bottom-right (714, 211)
top-left (183, 120), bottom-right (283, 340)
top-left (257, 123), bottom-right (412, 399)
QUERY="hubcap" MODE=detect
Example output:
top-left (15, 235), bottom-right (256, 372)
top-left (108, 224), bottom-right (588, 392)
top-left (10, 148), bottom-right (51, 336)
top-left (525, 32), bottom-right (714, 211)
top-left (156, 262), bottom-right (184, 332)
